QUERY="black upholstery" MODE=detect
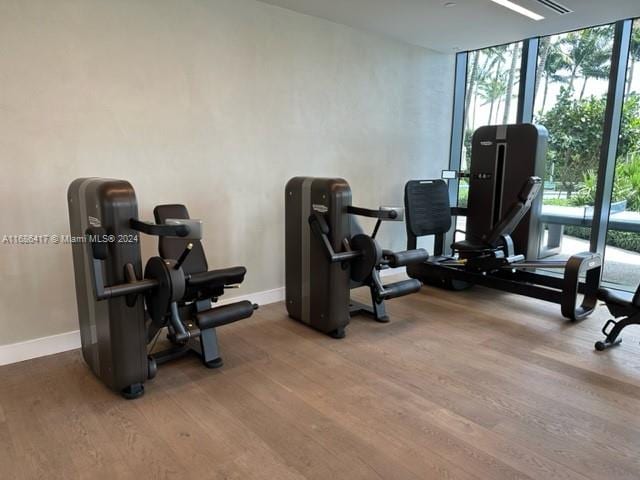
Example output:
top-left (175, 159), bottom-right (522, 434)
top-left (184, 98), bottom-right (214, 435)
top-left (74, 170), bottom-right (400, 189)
top-left (385, 249), bottom-right (429, 268)
top-left (595, 283), bottom-right (640, 350)
top-left (154, 204), bottom-right (208, 276)
top-left (404, 180), bottom-right (452, 237)
top-left (196, 300), bottom-right (255, 330)
top-left (189, 267), bottom-right (247, 289)
top-left (154, 204), bottom-right (247, 301)
top-left (599, 284), bottom-right (640, 313)
top-left (451, 177), bottom-right (542, 252)
top-left (451, 238), bottom-right (495, 252)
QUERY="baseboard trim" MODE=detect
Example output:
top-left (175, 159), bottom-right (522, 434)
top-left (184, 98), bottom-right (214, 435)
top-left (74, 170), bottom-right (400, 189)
top-left (0, 286), bottom-right (286, 367)
top-left (0, 330), bottom-right (82, 367)
top-left (0, 270), bottom-right (407, 367)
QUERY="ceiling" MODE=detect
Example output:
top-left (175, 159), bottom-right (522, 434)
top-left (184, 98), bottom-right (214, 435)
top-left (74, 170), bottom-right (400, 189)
top-left (258, 0), bottom-right (640, 52)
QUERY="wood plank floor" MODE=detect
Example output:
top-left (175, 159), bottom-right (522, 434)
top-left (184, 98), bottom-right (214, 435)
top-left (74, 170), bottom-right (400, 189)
top-left (3, 284), bottom-right (640, 480)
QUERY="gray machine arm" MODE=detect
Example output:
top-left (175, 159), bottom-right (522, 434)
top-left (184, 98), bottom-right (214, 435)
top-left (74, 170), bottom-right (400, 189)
top-left (308, 212), bottom-right (361, 263)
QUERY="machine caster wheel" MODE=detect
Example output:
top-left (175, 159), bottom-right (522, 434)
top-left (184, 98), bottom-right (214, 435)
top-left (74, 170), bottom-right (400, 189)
top-left (204, 357), bottom-right (224, 369)
top-left (329, 327), bottom-right (346, 339)
top-left (147, 356), bottom-right (158, 379)
top-left (121, 383), bottom-right (145, 400)
top-left (594, 338), bottom-right (622, 351)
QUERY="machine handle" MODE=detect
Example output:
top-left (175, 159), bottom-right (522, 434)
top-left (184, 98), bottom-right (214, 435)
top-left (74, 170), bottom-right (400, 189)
top-left (90, 256), bottom-right (158, 301)
top-left (347, 206), bottom-right (401, 221)
top-left (308, 214), bottom-right (361, 263)
top-left (130, 218), bottom-right (190, 237)
top-left (175, 243), bottom-right (193, 270)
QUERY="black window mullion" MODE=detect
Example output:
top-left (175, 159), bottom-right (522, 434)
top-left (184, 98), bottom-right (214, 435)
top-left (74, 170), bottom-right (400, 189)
top-left (444, 52), bottom-right (469, 254)
top-left (516, 37), bottom-right (539, 124)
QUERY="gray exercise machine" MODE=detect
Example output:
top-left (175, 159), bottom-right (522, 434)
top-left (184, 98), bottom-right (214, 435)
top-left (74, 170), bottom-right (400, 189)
top-left (68, 178), bottom-right (256, 398)
top-left (404, 124), bottom-right (602, 320)
top-left (285, 177), bottom-right (428, 338)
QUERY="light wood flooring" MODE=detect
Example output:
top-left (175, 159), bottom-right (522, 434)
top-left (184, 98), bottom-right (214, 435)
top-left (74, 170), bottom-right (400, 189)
top-left (2, 284), bottom-right (640, 479)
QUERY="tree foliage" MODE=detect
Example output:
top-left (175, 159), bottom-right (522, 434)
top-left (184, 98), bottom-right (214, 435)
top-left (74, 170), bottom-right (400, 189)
top-left (537, 91), bottom-right (640, 195)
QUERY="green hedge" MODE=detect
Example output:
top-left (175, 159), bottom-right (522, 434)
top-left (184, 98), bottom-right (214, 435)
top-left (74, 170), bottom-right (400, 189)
top-left (563, 225), bottom-right (640, 253)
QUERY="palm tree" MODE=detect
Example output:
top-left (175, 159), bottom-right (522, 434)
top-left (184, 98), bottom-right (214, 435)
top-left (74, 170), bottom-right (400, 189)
top-left (464, 50), bottom-right (480, 130)
top-left (580, 60), bottom-right (610, 100)
top-left (626, 22), bottom-right (640, 94)
top-left (465, 46), bottom-right (508, 129)
top-left (539, 43), bottom-right (569, 112)
top-left (561, 26), bottom-right (613, 93)
top-left (502, 43), bottom-right (520, 123)
top-left (479, 72), bottom-right (508, 124)
top-left (535, 37), bottom-right (552, 98)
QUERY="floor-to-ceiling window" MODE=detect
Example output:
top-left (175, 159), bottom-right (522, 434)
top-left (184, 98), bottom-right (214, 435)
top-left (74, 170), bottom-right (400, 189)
top-left (603, 19), bottom-right (640, 291)
top-left (458, 42), bottom-right (522, 217)
top-left (533, 24), bottom-right (615, 259)
top-left (449, 19), bottom-right (640, 292)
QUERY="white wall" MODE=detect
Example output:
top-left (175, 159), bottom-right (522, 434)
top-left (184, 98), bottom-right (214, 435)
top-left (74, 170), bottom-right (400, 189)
top-left (0, 0), bottom-right (454, 346)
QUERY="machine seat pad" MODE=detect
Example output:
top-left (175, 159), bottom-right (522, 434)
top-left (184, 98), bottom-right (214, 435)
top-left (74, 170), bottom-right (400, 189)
top-left (452, 238), bottom-right (494, 252)
top-left (196, 300), bottom-right (255, 330)
top-left (188, 266), bottom-right (247, 288)
top-left (384, 248), bottom-right (429, 267)
top-left (598, 288), bottom-right (634, 308)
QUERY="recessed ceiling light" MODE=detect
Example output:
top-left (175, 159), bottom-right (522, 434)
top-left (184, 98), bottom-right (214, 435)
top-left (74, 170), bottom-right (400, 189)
top-left (444, 2), bottom-right (457, 7)
top-left (490, 0), bottom-right (544, 21)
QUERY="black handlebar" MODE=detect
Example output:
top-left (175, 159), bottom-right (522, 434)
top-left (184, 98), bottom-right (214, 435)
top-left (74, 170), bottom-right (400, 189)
top-left (130, 218), bottom-right (190, 237)
top-left (347, 206), bottom-right (398, 220)
top-left (175, 243), bottom-right (193, 270)
top-left (308, 213), bottom-right (361, 263)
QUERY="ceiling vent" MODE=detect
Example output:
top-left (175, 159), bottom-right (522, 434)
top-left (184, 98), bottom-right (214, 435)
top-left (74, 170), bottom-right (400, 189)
top-left (534, 0), bottom-right (573, 15)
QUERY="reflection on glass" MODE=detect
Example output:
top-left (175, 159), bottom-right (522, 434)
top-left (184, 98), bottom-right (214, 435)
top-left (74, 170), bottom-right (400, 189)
top-left (532, 25), bottom-right (615, 260)
top-left (603, 19), bottom-right (640, 291)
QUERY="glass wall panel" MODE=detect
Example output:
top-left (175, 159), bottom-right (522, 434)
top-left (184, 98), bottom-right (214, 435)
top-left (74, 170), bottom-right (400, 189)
top-left (532, 25), bottom-right (615, 260)
top-left (459, 42), bottom-right (523, 209)
top-left (603, 19), bottom-right (640, 291)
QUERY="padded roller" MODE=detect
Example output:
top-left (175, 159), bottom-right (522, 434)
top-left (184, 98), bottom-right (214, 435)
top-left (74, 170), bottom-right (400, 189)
top-left (196, 300), bottom-right (255, 330)
top-left (380, 279), bottom-right (422, 300)
top-left (386, 249), bottom-right (428, 267)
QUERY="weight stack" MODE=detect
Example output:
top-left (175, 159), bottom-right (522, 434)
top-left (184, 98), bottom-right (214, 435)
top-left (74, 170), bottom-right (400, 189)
top-left (285, 177), bottom-right (352, 336)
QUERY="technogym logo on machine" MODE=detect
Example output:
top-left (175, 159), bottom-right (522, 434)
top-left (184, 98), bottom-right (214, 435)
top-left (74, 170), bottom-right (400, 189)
top-left (312, 204), bottom-right (328, 213)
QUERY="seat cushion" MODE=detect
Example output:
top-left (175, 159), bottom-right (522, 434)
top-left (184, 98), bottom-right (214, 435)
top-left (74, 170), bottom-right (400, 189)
top-left (188, 266), bottom-right (247, 289)
top-left (598, 287), bottom-right (634, 308)
top-left (452, 238), bottom-right (493, 252)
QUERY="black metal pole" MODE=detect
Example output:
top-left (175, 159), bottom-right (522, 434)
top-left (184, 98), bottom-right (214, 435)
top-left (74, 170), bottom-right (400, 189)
top-left (445, 52), bottom-right (469, 254)
top-left (516, 37), bottom-right (539, 124)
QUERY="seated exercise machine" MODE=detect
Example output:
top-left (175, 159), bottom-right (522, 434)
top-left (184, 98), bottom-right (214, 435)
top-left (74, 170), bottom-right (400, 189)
top-left (595, 283), bottom-right (640, 350)
top-left (285, 177), bottom-right (428, 338)
top-left (68, 178), bottom-right (256, 398)
top-left (404, 124), bottom-right (601, 320)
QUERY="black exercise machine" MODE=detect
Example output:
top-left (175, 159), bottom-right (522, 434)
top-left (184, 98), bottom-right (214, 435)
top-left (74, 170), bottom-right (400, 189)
top-left (68, 178), bottom-right (256, 398)
top-left (595, 284), bottom-right (640, 350)
top-left (404, 124), bottom-right (601, 320)
top-left (285, 177), bottom-right (428, 338)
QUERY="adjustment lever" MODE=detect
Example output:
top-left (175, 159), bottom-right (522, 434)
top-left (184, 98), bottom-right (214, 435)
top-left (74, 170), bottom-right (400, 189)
top-left (174, 243), bottom-right (193, 270)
